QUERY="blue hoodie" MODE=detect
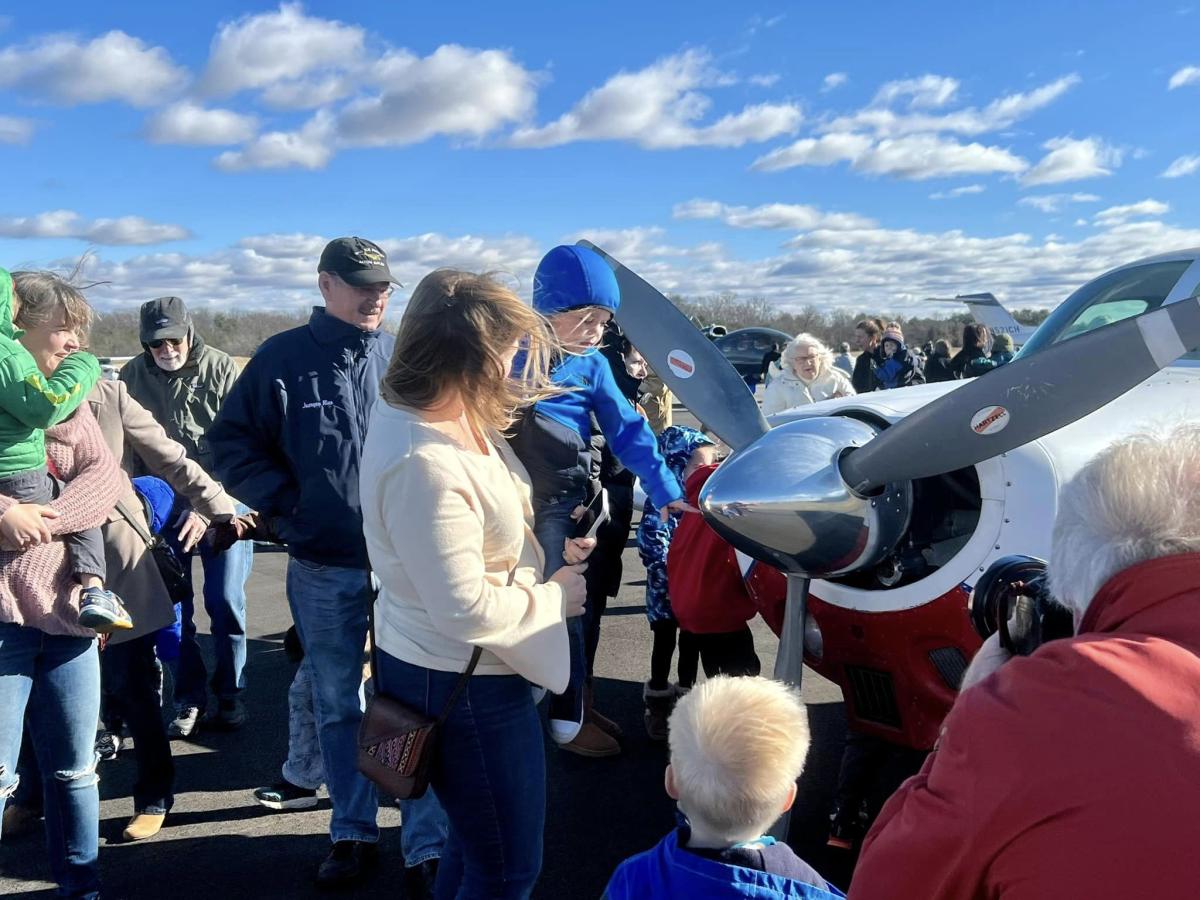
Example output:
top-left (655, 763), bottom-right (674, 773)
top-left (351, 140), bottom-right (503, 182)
top-left (509, 245), bottom-right (680, 510)
top-left (604, 827), bottom-right (845, 900)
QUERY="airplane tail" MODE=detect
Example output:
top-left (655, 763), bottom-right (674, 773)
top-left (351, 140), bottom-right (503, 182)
top-left (925, 292), bottom-right (1035, 346)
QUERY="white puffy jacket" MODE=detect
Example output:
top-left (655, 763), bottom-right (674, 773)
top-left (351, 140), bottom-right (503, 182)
top-left (761, 366), bottom-right (855, 416)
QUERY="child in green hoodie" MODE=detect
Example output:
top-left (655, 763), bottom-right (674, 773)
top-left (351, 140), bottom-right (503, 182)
top-left (0, 268), bottom-right (132, 632)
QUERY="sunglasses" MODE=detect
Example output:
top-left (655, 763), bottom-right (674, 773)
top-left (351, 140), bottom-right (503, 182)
top-left (148, 337), bottom-right (184, 350)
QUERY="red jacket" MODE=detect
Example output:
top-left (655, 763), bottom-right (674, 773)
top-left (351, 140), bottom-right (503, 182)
top-left (850, 553), bottom-right (1200, 900)
top-left (666, 464), bottom-right (758, 634)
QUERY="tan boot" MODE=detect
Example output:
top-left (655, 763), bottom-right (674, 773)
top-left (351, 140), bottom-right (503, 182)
top-left (122, 811), bottom-right (166, 842)
top-left (584, 683), bottom-right (624, 739)
top-left (559, 721), bottom-right (621, 758)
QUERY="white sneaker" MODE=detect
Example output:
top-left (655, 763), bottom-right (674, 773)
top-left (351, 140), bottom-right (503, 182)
top-left (548, 716), bottom-right (582, 745)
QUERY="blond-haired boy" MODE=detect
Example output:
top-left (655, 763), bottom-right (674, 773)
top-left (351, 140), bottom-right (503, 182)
top-left (604, 676), bottom-right (844, 899)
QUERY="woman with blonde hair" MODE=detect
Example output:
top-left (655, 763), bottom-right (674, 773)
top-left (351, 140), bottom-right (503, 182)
top-left (761, 333), bottom-right (855, 416)
top-left (359, 269), bottom-right (593, 899)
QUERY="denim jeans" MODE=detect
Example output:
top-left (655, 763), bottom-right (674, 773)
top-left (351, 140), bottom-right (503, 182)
top-left (534, 496), bottom-right (587, 726)
top-left (280, 652), bottom-right (448, 864)
top-left (0, 623), bottom-right (101, 899)
top-left (102, 633), bottom-right (173, 813)
top-left (174, 510), bottom-right (254, 706)
top-left (376, 651), bottom-right (546, 899)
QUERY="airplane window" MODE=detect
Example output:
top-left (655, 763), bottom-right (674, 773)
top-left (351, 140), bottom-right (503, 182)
top-left (1057, 298), bottom-right (1149, 341)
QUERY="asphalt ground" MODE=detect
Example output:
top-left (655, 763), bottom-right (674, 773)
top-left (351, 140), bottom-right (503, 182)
top-left (0, 411), bottom-right (858, 900)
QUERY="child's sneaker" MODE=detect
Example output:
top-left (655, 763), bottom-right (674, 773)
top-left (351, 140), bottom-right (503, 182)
top-left (78, 588), bottom-right (133, 633)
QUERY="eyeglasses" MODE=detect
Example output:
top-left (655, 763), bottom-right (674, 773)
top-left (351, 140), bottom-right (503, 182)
top-left (148, 337), bottom-right (184, 350)
top-left (333, 273), bottom-right (395, 298)
top-left (795, 354), bottom-right (820, 362)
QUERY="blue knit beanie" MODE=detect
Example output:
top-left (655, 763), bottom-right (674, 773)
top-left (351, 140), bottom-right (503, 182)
top-left (532, 245), bottom-right (620, 317)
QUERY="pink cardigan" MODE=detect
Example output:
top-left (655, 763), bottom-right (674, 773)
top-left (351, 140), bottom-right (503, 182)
top-left (0, 403), bottom-right (125, 637)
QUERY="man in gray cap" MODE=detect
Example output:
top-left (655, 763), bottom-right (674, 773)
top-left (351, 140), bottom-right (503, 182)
top-left (119, 296), bottom-right (251, 736)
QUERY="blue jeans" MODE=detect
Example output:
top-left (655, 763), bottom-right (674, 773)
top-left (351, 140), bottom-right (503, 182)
top-left (281, 654), bottom-right (447, 864)
top-left (0, 623), bottom-right (100, 899)
top-left (174, 514), bottom-right (254, 705)
top-left (376, 651), bottom-right (546, 899)
top-left (533, 496), bottom-right (587, 725)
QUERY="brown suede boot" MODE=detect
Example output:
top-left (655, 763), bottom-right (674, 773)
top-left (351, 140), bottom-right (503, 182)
top-left (584, 683), bottom-right (624, 739)
top-left (643, 681), bottom-right (677, 742)
top-left (559, 721), bottom-right (621, 758)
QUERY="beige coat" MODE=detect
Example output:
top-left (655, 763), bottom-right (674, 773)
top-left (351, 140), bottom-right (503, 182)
top-left (89, 380), bottom-right (236, 644)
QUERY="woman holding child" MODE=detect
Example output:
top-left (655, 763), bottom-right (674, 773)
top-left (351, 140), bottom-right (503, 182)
top-left (359, 269), bottom-right (592, 899)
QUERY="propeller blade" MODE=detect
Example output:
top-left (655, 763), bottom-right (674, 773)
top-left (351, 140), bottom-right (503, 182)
top-left (576, 240), bottom-right (770, 452)
top-left (840, 297), bottom-right (1200, 492)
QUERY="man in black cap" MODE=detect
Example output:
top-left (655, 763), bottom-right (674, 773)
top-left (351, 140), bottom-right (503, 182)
top-left (119, 296), bottom-right (251, 736)
top-left (208, 237), bottom-right (445, 893)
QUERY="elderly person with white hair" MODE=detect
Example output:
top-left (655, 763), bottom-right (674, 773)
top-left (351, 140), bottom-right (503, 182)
top-left (849, 422), bottom-right (1200, 900)
top-left (760, 333), bottom-right (854, 416)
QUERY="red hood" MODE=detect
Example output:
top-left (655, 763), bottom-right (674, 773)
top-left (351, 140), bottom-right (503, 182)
top-left (1078, 552), bottom-right (1200, 652)
top-left (684, 462), bottom-right (718, 506)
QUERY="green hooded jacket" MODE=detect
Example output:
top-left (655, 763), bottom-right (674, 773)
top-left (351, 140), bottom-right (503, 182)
top-left (0, 268), bottom-right (101, 477)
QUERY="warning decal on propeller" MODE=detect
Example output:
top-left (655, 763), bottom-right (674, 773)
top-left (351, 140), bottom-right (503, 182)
top-left (971, 405), bottom-right (1010, 436)
top-left (667, 349), bottom-right (696, 379)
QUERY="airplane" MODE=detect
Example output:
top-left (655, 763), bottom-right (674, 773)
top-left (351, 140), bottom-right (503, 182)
top-left (581, 241), bottom-right (1200, 759)
top-left (926, 291), bottom-right (1038, 347)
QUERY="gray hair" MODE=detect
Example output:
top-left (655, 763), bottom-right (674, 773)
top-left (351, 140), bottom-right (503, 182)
top-left (780, 332), bottom-right (832, 378)
top-left (1049, 421), bottom-right (1200, 620)
top-left (11, 270), bottom-right (95, 339)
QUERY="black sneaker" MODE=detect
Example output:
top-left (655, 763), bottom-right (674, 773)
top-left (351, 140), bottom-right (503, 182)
top-left (213, 697), bottom-right (246, 731)
top-left (167, 704), bottom-right (205, 738)
top-left (95, 730), bottom-right (122, 761)
top-left (253, 780), bottom-right (318, 811)
top-left (316, 840), bottom-right (378, 888)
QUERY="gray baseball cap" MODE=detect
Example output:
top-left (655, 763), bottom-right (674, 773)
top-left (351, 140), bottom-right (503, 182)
top-left (140, 296), bottom-right (191, 343)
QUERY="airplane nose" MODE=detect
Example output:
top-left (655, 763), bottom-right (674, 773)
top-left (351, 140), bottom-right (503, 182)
top-left (700, 416), bottom-right (912, 578)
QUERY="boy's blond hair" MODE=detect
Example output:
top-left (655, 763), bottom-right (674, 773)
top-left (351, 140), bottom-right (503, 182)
top-left (668, 676), bottom-right (810, 840)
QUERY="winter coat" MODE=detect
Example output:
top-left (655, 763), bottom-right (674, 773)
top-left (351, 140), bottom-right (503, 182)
top-left (990, 349), bottom-right (1014, 366)
top-left (761, 367), bottom-right (855, 416)
top-left (119, 331), bottom-right (239, 477)
top-left (507, 349), bottom-right (680, 509)
top-left (924, 354), bottom-right (955, 383)
top-left (605, 827), bottom-right (844, 899)
top-left (88, 380), bottom-right (235, 645)
top-left (208, 307), bottom-right (393, 568)
top-left (851, 552), bottom-right (1200, 900)
top-left (833, 352), bottom-right (854, 377)
top-left (667, 464), bottom-right (759, 634)
top-left (0, 268), bottom-right (101, 477)
top-left (636, 426), bottom-right (715, 624)
top-left (850, 350), bottom-right (876, 394)
top-left (949, 347), bottom-right (994, 379)
top-left (871, 342), bottom-right (924, 390)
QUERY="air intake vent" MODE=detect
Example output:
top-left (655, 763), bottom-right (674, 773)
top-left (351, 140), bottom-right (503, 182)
top-left (844, 665), bottom-right (901, 728)
top-left (929, 647), bottom-right (968, 690)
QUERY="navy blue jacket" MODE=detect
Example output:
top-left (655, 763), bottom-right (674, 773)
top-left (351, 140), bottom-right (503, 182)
top-left (208, 307), bottom-right (393, 568)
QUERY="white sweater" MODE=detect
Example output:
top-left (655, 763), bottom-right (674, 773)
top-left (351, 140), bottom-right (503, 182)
top-left (761, 367), bottom-right (855, 416)
top-left (359, 399), bottom-right (569, 691)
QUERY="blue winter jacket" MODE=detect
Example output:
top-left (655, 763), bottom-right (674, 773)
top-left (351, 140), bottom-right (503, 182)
top-left (208, 307), bottom-right (393, 568)
top-left (509, 349), bottom-right (680, 509)
top-left (604, 828), bottom-right (845, 900)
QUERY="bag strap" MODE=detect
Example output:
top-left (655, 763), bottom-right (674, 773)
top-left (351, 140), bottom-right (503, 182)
top-left (114, 496), bottom-right (156, 548)
top-left (367, 565), bottom-right (517, 724)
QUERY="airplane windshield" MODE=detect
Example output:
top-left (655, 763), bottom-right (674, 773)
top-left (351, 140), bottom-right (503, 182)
top-left (1016, 259), bottom-right (1193, 359)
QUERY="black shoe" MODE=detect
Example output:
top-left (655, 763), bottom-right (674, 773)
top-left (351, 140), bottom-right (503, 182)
top-left (213, 697), bottom-right (246, 731)
top-left (253, 780), bottom-right (318, 811)
top-left (403, 859), bottom-right (439, 900)
top-left (316, 840), bottom-right (378, 888)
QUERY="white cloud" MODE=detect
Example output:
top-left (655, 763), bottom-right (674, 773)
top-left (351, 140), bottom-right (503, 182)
top-left (145, 102), bottom-right (259, 145)
top-left (337, 45), bottom-right (537, 146)
top-left (0, 210), bottom-right (190, 245)
top-left (821, 74), bottom-right (1080, 138)
top-left (872, 74), bottom-right (960, 109)
top-left (1168, 65), bottom-right (1200, 89)
top-left (509, 50), bottom-right (802, 149)
top-left (672, 199), bottom-right (875, 230)
top-left (749, 74), bottom-right (780, 88)
top-left (0, 115), bottom-right (34, 144)
top-left (1162, 154), bottom-right (1200, 178)
top-left (821, 72), bottom-right (848, 92)
top-left (1093, 199), bottom-right (1170, 226)
top-left (1021, 136), bottom-right (1122, 186)
top-left (214, 112), bottom-right (334, 171)
top-left (0, 30), bottom-right (187, 106)
top-left (1017, 192), bottom-right (1101, 213)
top-left (929, 184), bottom-right (986, 199)
top-left (200, 3), bottom-right (364, 98)
top-left (753, 132), bottom-right (1026, 180)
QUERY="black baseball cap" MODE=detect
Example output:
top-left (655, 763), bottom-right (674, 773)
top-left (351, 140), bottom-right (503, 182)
top-left (139, 296), bottom-right (191, 343)
top-left (318, 237), bottom-right (400, 287)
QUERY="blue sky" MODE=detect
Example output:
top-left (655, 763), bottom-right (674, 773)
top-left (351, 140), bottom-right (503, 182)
top-left (2, 1), bottom-right (1199, 317)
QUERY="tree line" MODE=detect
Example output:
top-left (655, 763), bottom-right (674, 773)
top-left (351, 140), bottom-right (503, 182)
top-left (87, 296), bottom-right (1052, 359)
